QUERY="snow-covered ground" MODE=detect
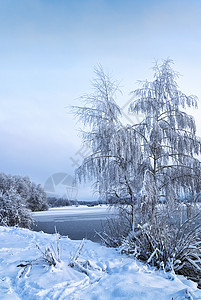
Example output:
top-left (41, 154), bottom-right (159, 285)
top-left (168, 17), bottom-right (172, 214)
top-left (1, 226), bottom-right (201, 299)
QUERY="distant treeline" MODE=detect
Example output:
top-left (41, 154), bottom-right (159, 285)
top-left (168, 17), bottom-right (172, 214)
top-left (47, 197), bottom-right (108, 207)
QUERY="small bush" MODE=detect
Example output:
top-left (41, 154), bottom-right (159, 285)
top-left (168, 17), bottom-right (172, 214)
top-left (119, 212), bottom-right (201, 287)
top-left (0, 190), bottom-right (33, 228)
top-left (17, 231), bottom-right (62, 277)
top-left (36, 233), bottom-right (61, 267)
top-left (100, 204), bottom-right (201, 287)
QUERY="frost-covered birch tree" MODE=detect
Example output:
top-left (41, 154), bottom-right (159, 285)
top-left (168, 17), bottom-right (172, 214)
top-left (74, 61), bottom-right (201, 229)
top-left (129, 59), bottom-right (201, 223)
top-left (73, 67), bottom-right (121, 197)
top-left (74, 66), bottom-right (146, 232)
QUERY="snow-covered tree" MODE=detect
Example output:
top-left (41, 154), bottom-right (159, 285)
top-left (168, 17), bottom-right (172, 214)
top-left (26, 183), bottom-right (48, 212)
top-left (74, 60), bottom-right (201, 213)
top-left (128, 59), bottom-right (201, 222)
top-left (73, 66), bottom-right (123, 199)
top-left (74, 66), bottom-right (140, 230)
top-left (0, 172), bottom-right (48, 227)
top-left (0, 187), bottom-right (32, 228)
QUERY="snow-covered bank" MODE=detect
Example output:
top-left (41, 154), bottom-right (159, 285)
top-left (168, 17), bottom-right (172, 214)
top-left (0, 226), bottom-right (201, 299)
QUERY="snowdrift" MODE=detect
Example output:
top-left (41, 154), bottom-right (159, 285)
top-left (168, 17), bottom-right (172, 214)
top-left (0, 226), bottom-right (201, 299)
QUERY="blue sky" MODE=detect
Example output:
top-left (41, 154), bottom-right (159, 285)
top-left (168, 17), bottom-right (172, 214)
top-left (1, 0), bottom-right (201, 200)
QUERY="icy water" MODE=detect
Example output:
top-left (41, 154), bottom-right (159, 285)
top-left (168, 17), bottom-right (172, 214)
top-left (32, 206), bottom-right (115, 242)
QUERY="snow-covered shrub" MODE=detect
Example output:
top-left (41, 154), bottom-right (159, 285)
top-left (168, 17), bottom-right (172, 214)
top-left (26, 183), bottom-right (48, 211)
top-left (119, 210), bottom-right (201, 287)
top-left (98, 217), bottom-right (128, 248)
top-left (17, 232), bottom-right (62, 278)
top-left (0, 172), bottom-right (48, 228)
top-left (101, 204), bottom-right (201, 285)
top-left (0, 189), bottom-right (33, 228)
top-left (36, 232), bottom-right (61, 266)
top-left (0, 172), bottom-right (48, 214)
top-left (17, 236), bottom-right (105, 285)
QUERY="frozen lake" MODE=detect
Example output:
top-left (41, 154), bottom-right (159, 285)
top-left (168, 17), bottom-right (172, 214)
top-left (32, 205), bottom-right (115, 242)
